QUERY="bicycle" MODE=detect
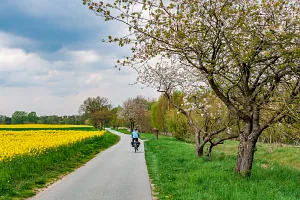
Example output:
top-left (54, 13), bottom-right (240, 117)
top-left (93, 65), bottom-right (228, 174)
top-left (132, 139), bottom-right (140, 153)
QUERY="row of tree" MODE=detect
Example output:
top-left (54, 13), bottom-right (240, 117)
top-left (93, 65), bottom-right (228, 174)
top-left (151, 92), bottom-right (300, 152)
top-left (0, 112), bottom-right (86, 125)
top-left (78, 96), bottom-right (154, 131)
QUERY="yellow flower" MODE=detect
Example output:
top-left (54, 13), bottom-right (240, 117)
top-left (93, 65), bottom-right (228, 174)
top-left (0, 130), bottom-right (106, 161)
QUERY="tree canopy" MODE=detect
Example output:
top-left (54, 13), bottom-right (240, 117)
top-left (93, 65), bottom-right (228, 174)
top-left (79, 96), bottom-right (111, 128)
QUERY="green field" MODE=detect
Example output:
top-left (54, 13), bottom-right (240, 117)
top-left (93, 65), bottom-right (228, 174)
top-left (143, 134), bottom-right (300, 200)
top-left (0, 131), bottom-right (119, 200)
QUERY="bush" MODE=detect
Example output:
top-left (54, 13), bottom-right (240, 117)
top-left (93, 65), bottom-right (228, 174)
top-left (165, 109), bottom-right (189, 140)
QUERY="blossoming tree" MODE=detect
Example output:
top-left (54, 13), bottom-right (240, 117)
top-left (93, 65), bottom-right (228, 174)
top-left (118, 96), bottom-right (150, 132)
top-left (83, 0), bottom-right (300, 176)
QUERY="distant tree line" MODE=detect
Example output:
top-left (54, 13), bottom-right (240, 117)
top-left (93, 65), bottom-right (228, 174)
top-left (0, 115), bottom-right (11, 124)
top-left (0, 111), bottom-right (86, 125)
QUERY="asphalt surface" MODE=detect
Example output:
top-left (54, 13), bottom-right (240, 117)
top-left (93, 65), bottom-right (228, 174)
top-left (30, 129), bottom-right (152, 200)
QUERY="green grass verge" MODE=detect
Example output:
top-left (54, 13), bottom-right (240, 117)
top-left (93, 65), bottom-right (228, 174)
top-left (0, 127), bottom-right (98, 131)
top-left (111, 128), bottom-right (131, 135)
top-left (214, 140), bottom-right (300, 171)
top-left (0, 131), bottom-right (119, 200)
top-left (145, 137), bottom-right (300, 200)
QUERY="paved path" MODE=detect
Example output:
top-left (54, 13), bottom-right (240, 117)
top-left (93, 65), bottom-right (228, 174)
top-left (31, 129), bottom-right (152, 200)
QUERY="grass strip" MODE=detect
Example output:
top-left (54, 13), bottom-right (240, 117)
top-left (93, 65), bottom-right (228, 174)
top-left (0, 131), bottom-right (119, 200)
top-left (111, 128), bottom-right (131, 135)
top-left (144, 137), bottom-right (300, 200)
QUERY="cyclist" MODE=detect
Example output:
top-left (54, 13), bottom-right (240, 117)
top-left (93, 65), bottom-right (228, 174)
top-left (131, 128), bottom-right (140, 147)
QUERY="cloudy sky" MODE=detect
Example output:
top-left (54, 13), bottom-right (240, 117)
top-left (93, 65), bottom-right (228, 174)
top-left (0, 0), bottom-right (160, 116)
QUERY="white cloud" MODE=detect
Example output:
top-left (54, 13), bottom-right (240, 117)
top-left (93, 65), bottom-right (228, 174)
top-left (49, 48), bottom-right (118, 71)
top-left (0, 47), bottom-right (48, 72)
top-left (0, 32), bottom-right (34, 48)
top-left (85, 73), bottom-right (102, 85)
top-left (0, 32), bottom-right (160, 116)
top-left (72, 50), bottom-right (100, 63)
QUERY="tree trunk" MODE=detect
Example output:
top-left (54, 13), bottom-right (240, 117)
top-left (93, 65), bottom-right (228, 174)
top-left (235, 138), bottom-right (257, 176)
top-left (154, 129), bottom-right (159, 140)
top-left (206, 143), bottom-right (214, 158)
top-left (196, 145), bottom-right (204, 157)
top-left (195, 131), bottom-right (204, 157)
top-left (130, 121), bottom-right (134, 132)
top-left (235, 109), bottom-right (260, 177)
top-left (93, 122), bottom-right (97, 128)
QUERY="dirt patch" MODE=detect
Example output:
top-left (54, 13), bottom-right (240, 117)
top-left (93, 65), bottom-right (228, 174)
top-left (150, 179), bottom-right (159, 200)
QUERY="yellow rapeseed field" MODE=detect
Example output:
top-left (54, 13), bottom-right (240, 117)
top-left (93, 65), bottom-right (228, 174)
top-left (0, 124), bottom-right (92, 128)
top-left (0, 130), bottom-right (106, 161)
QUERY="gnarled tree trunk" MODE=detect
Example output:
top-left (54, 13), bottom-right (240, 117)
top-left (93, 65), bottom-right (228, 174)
top-left (235, 137), bottom-right (257, 176)
top-left (235, 107), bottom-right (260, 177)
